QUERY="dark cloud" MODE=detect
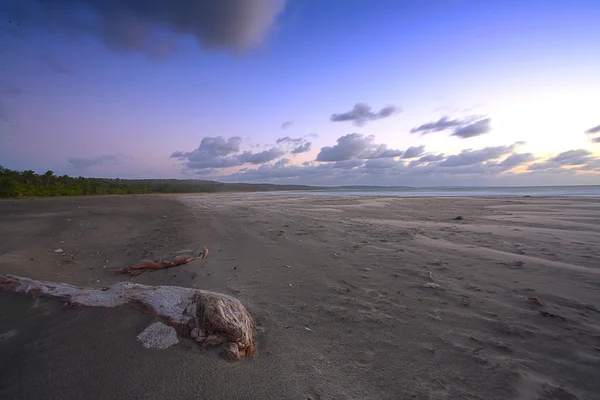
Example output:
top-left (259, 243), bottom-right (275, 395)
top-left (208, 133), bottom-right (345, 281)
top-left (330, 103), bottom-right (400, 126)
top-left (187, 136), bottom-right (242, 158)
top-left (410, 116), bottom-right (491, 139)
top-left (276, 136), bottom-right (303, 144)
top-left (401, 145), bottom-right (426, 159)
top-left (276, 136), bottom-right (311, 154)
top-left (224, 161), bottom-right (331, 181)
top-left (333, 160), bottom-right (364, 169)
top-left (40, 53), bottom-right (73, 75)
top-left (377, 149), bottom-right (405, 158)
top-left (419, 153), bottom-right (445, 163)
top-left (316, 133), bottom-right (403, 162)
top-left (527, 162), bottom-right (561, 171)
top-left (305, 133), bottom-right (319, 139)
top-left (172, 135), bottom-right (301, 170)
top-left (592, 137), bottom-right (600, 143)
top-left (499, 153), bottom-right (536, 168)
top-left (527, 149), bottom-right (593, 171)
top-left (0, 85), bottom-right (23, 122)
top-left (291, 142), bottom-right (311, 154)
top-left (245, 147), bottom-right (285, 164)
top-left (579, 159), bottom-right (600, 171)
top-left (3, 0), bottom-right (286, 58)
top-left (0, 101), bottom-right (9, 120)
top-left (585, 125), bottom-right (600, 134)
top-left (407, 159), bottom-right (422, 168)
top-left (377, 106), bottom-right (399, 118)
top-left (438, 144), bottom-right (517, 167)
top-left (281, 121), bottom-right (293, 130)
top-left (273, 158), bottom-right (291, 167)
top-left (363, 158), bottom-right (399, 169)
top-left (67, 155), bottom-right (124, 169)
top-left (452, 118), bottom-right (491, 138)
top-left (548, 149), bottom-right (592, 165)
top-left (2, 84), bottom-right (23, 97)
top-left (410, 116), bottom-right (463, 135)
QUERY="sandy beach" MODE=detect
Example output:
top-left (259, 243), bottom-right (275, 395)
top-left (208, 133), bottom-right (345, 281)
top-left (1, 193), bottom-right (599, 400)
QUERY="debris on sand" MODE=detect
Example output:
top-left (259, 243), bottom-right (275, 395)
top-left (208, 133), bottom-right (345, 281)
top-left (0, 329), bottom-right (19, 343)
top-left (137, 322), bottom-right (179, 349)
top-left (53, 248), bottom-right (64, 253)
top-left (540, 311), bottom-right (567, 322)
top-left (453, 216), bottom-right (464, 221)
top-left (424, 282), bottom-right (440, 289)
top-left (0, 274), bottom-right (255, 360)
top-left (111, 247), bottom-right (209, 276)
top-left (200, 247), bottom-right (209, 260)
top-left (528, 296), bottom-right (544, 306)
top-left (342, 279), bottom-right (358, 289)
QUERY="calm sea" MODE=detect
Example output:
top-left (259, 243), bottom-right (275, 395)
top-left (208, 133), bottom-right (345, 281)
top-left (272, 186), bottom-right (600, 197)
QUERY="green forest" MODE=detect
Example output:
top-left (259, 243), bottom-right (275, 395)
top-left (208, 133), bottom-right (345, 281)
top-left (0, 166), bottom-right (315, 198)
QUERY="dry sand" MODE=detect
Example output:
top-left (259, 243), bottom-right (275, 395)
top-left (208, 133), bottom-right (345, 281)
top-left (1, 194), bottom-right (599, 400)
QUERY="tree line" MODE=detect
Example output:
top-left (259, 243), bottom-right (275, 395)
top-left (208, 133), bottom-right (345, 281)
top-left (0, 166), bottom-right (315, 198)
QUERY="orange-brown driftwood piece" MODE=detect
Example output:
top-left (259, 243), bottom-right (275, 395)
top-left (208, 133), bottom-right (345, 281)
top-left (112, 247), bottom-right (209, 276)
top-left (528, 296), bottom-right (544, 306)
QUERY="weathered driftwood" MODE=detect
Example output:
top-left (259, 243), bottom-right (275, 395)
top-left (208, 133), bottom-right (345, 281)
top-left (0, 274), bottom-right (254, 360)
top-left (111, 247), bottom-right (209, 276)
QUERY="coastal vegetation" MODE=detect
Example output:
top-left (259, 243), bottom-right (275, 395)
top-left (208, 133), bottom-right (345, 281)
top-left (0, 166), bottom-right (313, 198)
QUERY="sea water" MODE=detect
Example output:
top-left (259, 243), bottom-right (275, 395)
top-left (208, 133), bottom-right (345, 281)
top-left (270, 186), bottom-right (600, 197)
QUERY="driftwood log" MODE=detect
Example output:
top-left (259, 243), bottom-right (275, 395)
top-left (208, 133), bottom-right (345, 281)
top-left (0, 274), bottom-right (254, 360)
top-left (111, 247), bottom-right (209, 276)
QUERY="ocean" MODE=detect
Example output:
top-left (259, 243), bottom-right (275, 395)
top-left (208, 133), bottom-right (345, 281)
top-left (271, 185), bottom-right (600, 197)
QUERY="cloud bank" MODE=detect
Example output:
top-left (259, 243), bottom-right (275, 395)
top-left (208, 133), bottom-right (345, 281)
top-left (169, 132), bottom-right (599, 186)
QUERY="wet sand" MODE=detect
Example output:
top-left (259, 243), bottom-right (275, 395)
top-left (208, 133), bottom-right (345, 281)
top-left (1, 194), bottom-right (600, 399)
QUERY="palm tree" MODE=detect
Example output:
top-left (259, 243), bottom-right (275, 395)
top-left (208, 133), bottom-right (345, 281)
top-left (42, 170), bottom-right (55, 188)
top-left (22, 170), bottom-right (36, 186)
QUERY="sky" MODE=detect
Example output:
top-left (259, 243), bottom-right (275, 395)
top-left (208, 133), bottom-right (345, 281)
top-left (1, 0), bottom-right (599, 186)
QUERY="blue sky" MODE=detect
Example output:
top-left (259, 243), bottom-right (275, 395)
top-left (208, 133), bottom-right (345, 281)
top-left (1, 0), bottom-right (599, 186)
